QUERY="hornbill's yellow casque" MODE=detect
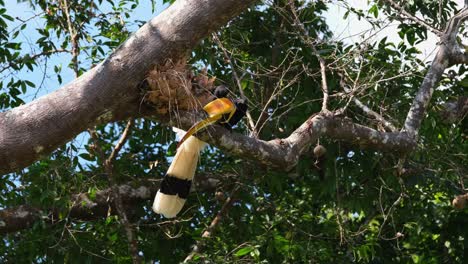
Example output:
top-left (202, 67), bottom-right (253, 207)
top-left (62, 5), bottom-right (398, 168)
top-left (152, 86), bottom-right (247, 218)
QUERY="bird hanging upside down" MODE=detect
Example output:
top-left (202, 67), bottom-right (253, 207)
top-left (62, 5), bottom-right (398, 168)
top-left (152, 86), bottom-right (247, 218)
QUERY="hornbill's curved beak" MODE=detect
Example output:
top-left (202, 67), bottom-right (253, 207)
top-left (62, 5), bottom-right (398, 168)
top-left (177, 97), bottom-right (236, 148)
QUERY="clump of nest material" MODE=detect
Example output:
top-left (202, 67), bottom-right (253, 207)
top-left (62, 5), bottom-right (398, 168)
top-left (144, 60), bottom-right (216, 115)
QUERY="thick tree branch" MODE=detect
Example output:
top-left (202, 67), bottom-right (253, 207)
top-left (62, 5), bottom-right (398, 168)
top-left (403, 7), bottom-right (468, 137)
top-left (0, 172), bottom-right (222, 235)
top-left (382, 0), bottom-right (443, 36)
top-left (1, 0), bottom-right (461, 177)
top-left (165, 112), bottom-right (415, 172)
top-left (0, 181), bottom-right (158, 235)
top-left (0, 0), bottom-right (257, 175)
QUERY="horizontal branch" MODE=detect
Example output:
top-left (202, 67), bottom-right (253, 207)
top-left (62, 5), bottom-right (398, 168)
top-left (0, 181), bottom-right (158, 235)
top-left (0, 172), bottom-right (222, 235)
top-left (1, 0), bottom-right (458, 180)
top-left (161, 111), bottom-right (416, 171)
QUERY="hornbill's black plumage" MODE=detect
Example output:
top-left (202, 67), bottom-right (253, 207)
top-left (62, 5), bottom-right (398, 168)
top-left (152, 86), bottom-right (247, 218)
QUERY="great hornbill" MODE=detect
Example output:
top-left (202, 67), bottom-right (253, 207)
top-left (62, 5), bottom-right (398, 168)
top-left (152, 86), bottom-right (247, 218)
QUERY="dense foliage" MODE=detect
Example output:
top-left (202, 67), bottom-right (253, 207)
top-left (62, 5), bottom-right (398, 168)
top-left (0, 0), bottom-right (466, 263)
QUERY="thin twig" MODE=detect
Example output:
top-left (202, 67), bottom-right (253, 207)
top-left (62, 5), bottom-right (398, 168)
top-left (288, 0), bottom-right (329, 112)
top-left (331, 150), bottom-right (346, 245)
top-left (61, 0), bottom-right (80, 77)
top-left (438, 0), bottom-right (443, 27)
top-left (184, 185), bottom-right (240, 262)
top-left (212, 33), bottom-right (258, 137)
top-left (0, 49), bottom-right (69, 74)
top-left (337, 71), bottom-right (398, 132)
top-left (377, 186), bottom-right (404, 238)
top-left (383, 0), bottom-right (443, 36)
top-left (89, 120), bottom-right (140, 263)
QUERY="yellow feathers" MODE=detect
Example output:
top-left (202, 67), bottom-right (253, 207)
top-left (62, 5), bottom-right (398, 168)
top-left (177, 98), bottom-right (236, 148)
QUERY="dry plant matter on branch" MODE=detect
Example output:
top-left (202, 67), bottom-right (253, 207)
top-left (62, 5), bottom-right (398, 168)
top-left (1, 0), bottom-right (466, 173)
top-left (0, 0), bottom-right (467, 242)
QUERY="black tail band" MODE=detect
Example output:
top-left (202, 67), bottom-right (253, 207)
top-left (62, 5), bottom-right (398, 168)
top-left (159, 174), bottom-right (192, 199)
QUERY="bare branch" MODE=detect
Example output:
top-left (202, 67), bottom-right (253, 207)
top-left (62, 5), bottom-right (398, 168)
top-left (0, 171), bottom-right (225, 235)
top-left (0, 0), bottom-right (258, 175)
top-left (211, 33), bottom-right (258, 137)
top-left (288, 0), bottom-right (329, 111)
top-left (403, 7), bottom-right (468, 136)
top-left (184, 185), bottom-right (239, 262)
top-left (350, 98), bottom-right (398, 132)
top-left (107, 120), bottom-right (134, 163)
top-left (93, 120), bottom-right (140, 263)
top-left (338, 72), bottom-right (398, 132)
top-left (2, 0), bottom-right (458, 179)
top-left (0, 181), bottom-right (158, 235)
top-left (382, 0), bottom-right (443, 36)
top-left (60, 0), bottom-right (80, 77)
top-left (166, 111), bottom-right (416, 172)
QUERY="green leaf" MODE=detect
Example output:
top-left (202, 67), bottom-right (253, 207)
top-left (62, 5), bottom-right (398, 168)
top-left (79, 153), bottom-right (95, 161)
top-left (24, 80), bottom-right (35, 88)
top-left (234, 246), bottom-right (254, 257)
top-left (460, 77), bottom-right (468, 87)
top-left (368, 4), bottom-right (378, 18)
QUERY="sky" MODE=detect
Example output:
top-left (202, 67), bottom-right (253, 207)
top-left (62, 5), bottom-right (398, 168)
top-left (2, 0), bottom-right (465, 171)
top-left (324, 0), bottom-right (466, 60)
top-left (4, 0), bottom-right (465, 104)
top-left (1, 0), bottom-right (167, 172)
top-left (3, 0), bottom-right (166, 102)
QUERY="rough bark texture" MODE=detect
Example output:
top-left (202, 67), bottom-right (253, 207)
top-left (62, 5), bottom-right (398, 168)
top-left (0, 181), bottom-right (158, 235)
top-left (0, 174), bottom-right (220, 235)
top-left (0, 0), bottom-right (257, 174)
top-left (0, 0), bottom-right (467, 235)
top-left (0, 1), bottom-right (466, 175)
top-left (169, 112), bottom-right (416, 171)
top-left (440, 96), bottom-right (468, 123)
top-left (402, 7), bottom-right (468, 136)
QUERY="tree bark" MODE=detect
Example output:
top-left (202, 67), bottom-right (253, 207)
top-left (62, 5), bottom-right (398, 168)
top-left (0, 0), bottom-right (257, 174)
top-left (0, 173), bottom-right (221, 235)
top-left (170, 112), bottom-right (416, 172)
top-left (0, 1), bottom-right (466, 176)
top-left (0, 181), bottom-right (158, 235)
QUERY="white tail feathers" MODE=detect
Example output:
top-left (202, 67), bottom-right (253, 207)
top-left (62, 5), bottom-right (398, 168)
top-left (167, 135), bottom-right (206, 179)
top-left (152, 191), bottom-right (186, 218)
top-left (152, 129), bottom-right (206, 218)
